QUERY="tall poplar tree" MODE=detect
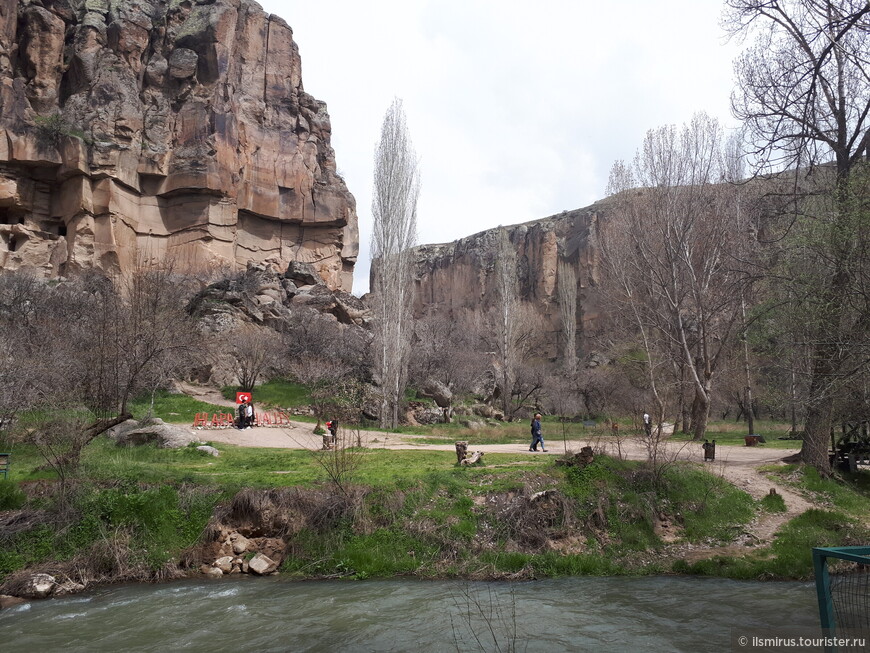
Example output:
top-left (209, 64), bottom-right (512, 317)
top-left (370, 99), bottom-right (420, 429)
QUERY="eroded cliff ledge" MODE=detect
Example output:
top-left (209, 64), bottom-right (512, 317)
top-left (0, 0), bottom-right (358, 290)
top-left (410, 202), bottom-right (609, 360)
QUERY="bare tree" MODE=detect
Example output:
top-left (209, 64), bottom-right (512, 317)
top-left (602, 113), bottom-right (752, 440)
top-left (279, 308), bottom-right (371, 384)
top-left (113, 264), bottom-right (199, 414)
top-left (409, 308), bottom-right (488, 396)
top-left (308, 378), bottom-right (371, 495)
top-left (225, 324), bottom-right (281, 392)
top-left (370, 98), bottom-right (420, 429)
top-left (0, 265), bottom-right (195, 495)
top-left (726, 0), bottom-right (870, 472)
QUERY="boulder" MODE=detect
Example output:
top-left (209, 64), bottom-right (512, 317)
top-left (53, 580), bottom-right (87, 597)
top-left (115, 418), bottom-right (199, 449)
top-left (420, 379), bottom-right (453, 408)
top-left (168, 48), bottom-right (198, 79)
top-left (18, 573), bottom-right (56, 599)
top-left (105, 419), bottom-right (140, 441)
top-left (214, 556), bottom-right (234, 573)
top-left (247, 552), bottom-right (278, 575)
top-left (413, 406), bottom-right (445, 425)
top-left (197, 445), bottom-right (220, 457)
top-left (189, 265), bottom-right (369, 328)
top-left (203, 566), bottom-right (224, 578)
top-left (230, 533), bottom-right (251, 554)
top-left (0, 595), bottom-right (28, 610)
top-left (472, 404), bottom-right (495, 419)
top-left (284, 261), bottom-right (320, 286)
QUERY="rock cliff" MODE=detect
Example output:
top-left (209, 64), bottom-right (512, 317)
top-left (410, 202), bottom-right (609, 360)
top-left (0, 0), bottom-right (357, 290)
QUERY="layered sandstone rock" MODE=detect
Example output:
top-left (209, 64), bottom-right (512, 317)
top-left (0, 0), bottom-right (357, 290)
top-left (409, 202), bottom-right (609, 360)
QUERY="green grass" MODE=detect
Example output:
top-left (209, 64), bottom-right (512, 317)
top-left (764, 465), bottom-right (870, 515)
top-left (0, 480), bottom-right (227, 580)
top-left (75, 439), bottom-right (545, 490)
top-left (675, 462), bottom-right (870, 580)
top-left (0, 480), bottom-right (26, 510)
top-left (385, 418), bottom-right (617, 446)
top-left (561, 457), bottom-right (756, 551)
top-left (130, 390), bottom-right (227, 424)
top-left (674, 509), bottom-right (868, 580)
top-left (5, 410), bottom-right (861, 585)
top-left (221, 379), bottom-right (311, 408)
top-left (661, 464), bottom-right (756, 543)
top-left (670, 419), bottom-right (800, 449)
top-left (759, 491), bottom-right (788, 513)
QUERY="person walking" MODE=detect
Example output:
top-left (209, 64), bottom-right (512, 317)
top-left (529, 413), bottom-right (546, 452)
top-left (642, 410), bottom-right (652, 438)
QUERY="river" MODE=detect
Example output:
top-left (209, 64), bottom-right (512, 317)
top-left (0, 576), bottom-right (818, 652)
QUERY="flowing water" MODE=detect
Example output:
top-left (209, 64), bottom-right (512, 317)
top-left (0, 576), bottom-right (817, 652)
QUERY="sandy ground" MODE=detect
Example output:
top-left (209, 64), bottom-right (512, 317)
top-left (177, 382), bottom-right (810, 551)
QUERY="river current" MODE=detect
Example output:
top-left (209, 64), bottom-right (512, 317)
top-left (0, 575), bottom-right (818, 652)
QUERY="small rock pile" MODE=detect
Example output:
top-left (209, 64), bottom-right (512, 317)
top-left (200, 530), bottom-right (286, 578)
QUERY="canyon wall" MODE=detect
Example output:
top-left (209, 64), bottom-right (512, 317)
top-left (0, 0), bottom-right (357, 290)
top-left (410, 202), bottom-right (609, 360)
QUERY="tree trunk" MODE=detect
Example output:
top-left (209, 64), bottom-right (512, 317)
top-left (691, 388), bottom-right (710, 441)
top-left (799, 268), bottom-right (849, 475)
top-left (800, 367), bottom-right (835, 474)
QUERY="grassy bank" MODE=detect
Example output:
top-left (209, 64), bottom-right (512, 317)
top-left (674, 465), bottom-right (870, 580)
top-left (3, 431), bottom-right (867, 591)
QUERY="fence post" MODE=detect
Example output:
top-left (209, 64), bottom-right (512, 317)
top-left (813, 548), bottom-right (835, 632)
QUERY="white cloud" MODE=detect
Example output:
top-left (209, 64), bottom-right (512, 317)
top-left (256, 0), bottom-right (740, 294)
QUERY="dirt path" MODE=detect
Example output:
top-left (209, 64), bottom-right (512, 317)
top-left (174, 382), bottom-right (238, 409)
top-left (197, 421), bottom-right (807, 542)
top-left (179, 384), bottom-right (808, 552)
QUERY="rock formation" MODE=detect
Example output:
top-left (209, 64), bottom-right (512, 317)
top-left (409, 201), bottom-right (609, 360)
top-left (189, 260), bottom-right (370, 329)
top-left (0, 0), bottom-right (358, 290)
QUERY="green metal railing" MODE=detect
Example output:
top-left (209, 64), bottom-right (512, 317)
top-left (813, 546), bottom-right (870, 648)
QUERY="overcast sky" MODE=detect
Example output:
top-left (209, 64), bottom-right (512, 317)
top-left (257, 0), bottom-right (742, 294)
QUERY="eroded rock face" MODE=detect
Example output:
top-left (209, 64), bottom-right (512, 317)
top-left (0, 0), bottom-right (358, 291)
top-left (189, 261), bottom-right (371, 329)
top-left (408, 203), bottom-right (607, 360)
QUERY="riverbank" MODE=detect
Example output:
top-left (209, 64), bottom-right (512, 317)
top-left (1, 425), bottom-right (869, 607)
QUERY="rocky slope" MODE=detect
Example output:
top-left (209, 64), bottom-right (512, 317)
top-left (0, 0), bottom-right (357, 290)
top-left (410, 201), bottom-right (609, 360)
